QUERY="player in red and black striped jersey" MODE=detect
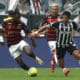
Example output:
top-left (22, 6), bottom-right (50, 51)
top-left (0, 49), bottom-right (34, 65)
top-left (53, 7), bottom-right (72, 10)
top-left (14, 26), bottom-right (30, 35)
top-left (41, 14), bottom-right (60, 41)
top-left (3, 16), bottom-right (29, 47)
top-left (40, 3), bottom-right (61, 72)
top-left (1, 10), bottom-right (43, 71)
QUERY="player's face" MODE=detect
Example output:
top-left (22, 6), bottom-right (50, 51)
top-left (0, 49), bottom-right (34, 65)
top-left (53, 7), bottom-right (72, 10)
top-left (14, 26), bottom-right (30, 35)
top-left (62, 15), bottom-right (70, 24)
top-left (50, 6), bottom-right (58, 16)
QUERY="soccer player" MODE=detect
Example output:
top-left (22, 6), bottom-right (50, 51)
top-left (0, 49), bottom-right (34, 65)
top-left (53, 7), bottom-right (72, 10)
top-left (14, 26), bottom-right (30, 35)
top-left (34, 11), bottom-right (80, 76)
top-left (40, 3), bottom-right (61, 72)
top-left (8, 0), bottom-right (30, 28)
top-left (0, 10), bottom-right (43, 71)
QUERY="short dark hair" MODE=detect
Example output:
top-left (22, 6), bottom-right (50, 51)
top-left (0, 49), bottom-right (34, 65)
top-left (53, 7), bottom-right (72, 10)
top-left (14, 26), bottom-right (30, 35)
top-left (7, 10), bottom-right (15, 15)
top-left (8, 10), bottom-right (20, 16)
top-left (62, 11), bottom-right (71, 18)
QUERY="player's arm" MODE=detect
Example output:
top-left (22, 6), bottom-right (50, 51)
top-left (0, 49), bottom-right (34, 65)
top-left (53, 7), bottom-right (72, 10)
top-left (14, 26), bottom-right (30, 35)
top-left (27, 31), bottom-right (37, 48)
top-left (72, 21), bottom-right (80, 32)
top-left (22, 23), bottom-right (37, 47)
top-left (30, 38), bottom-right (36, 48)
top-left (33, 24), bottom-right (50, 36)
top-left (23, 29), bottom-right (37, 48)
top-left (34, 21), bottom-right (59, 36)
top-left (27, 33), bottom-right (37, 48)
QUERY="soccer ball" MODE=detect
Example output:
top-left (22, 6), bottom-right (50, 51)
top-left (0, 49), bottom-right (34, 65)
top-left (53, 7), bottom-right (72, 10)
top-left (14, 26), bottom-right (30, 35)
top-left (27, 67), bottom-right (38, 77)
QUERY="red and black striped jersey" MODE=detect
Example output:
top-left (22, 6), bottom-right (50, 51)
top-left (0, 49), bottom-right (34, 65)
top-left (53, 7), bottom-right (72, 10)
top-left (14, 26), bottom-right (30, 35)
top-left (41, 14), bottom-right (60, 41)
top-left (2, 17), bottom-right (30, 47)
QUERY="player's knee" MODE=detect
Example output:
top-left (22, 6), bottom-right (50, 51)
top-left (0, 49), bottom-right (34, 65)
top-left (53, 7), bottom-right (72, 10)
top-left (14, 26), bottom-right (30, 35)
top-left (73, 50), bottom-right (80, 60)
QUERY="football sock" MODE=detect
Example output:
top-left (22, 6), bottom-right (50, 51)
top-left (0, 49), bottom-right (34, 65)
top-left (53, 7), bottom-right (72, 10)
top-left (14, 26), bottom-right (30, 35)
top-left (19, 63), bottom-right (30, 70)
top-left (63, 68), bottom-right (67, 71)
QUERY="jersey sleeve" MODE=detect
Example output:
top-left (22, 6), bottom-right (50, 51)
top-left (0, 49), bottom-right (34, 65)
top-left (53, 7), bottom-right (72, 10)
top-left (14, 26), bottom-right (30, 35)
top-left (51, 22), bottom-right (59, 29)
top-left (72, 21), bottom-right (78, 30)
top-left (22, 23), bottom-right (31, 34)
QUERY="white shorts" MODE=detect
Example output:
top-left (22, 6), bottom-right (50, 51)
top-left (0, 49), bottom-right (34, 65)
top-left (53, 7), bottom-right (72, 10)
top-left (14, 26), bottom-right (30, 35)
top-left (48, 41), bottom-right (56, 51)
top-left (9, 40), bottom-right (30, 59)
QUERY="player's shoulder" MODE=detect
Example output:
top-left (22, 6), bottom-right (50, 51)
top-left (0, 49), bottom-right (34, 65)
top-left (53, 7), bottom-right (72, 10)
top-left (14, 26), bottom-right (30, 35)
top-left (3, 17), bottom-right (13, 22)
top-left (52, 21), bottom-right (61, 27)
top-left (53, 21), bottom-right (63, 27)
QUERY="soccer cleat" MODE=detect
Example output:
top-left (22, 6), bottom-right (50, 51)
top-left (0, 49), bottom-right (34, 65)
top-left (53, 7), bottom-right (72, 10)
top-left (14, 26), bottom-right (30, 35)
top-left (50, 58), bottom-right (55, 72)
top-left (35, 56), bottom-right (43, 65)
top-left (63, 68), bottom-right (70, 76)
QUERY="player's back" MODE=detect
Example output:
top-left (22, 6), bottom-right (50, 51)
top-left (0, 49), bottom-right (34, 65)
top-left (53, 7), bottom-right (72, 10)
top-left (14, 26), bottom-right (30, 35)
top-left (3, 16), bottom-right (23, 47)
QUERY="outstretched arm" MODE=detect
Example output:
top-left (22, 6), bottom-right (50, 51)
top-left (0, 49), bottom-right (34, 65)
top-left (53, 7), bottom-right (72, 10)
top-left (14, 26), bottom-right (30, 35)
top-left (38, 24), bottom-right (50, 33)
top-left (33, 24), bottom-right (50, 36)
top-left (31, 38), bottom-right (36, 48)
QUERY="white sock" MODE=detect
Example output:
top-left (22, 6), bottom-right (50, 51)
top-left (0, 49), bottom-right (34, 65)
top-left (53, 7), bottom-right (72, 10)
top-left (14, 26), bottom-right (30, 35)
top-left (63, 68), bottom-right (67, 72)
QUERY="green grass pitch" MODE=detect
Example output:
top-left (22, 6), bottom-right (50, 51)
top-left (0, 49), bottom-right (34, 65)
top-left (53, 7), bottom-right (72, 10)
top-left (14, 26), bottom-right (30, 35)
top-left (0, 68), bottom-right (80, 80)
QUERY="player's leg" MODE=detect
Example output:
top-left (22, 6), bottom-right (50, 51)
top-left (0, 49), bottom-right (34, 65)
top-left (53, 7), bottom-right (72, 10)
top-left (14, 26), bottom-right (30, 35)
top-left (23, 45), bottom-right (43, 65)
top-left (20, 40), bottom-right (43, 65)
top-left (72, 49), bottom-right (80, 64)
top-left (9, 44), bottom-right (30, 71)
top-left (58, 58), bottom-right (64, 68)
top-left (68, 45), bottom-right (80, 64)
top-left (48, 41), bottom-right (58, 72)
top-left (15, 55), bottom-right (30, 70)
top-left (57, 47), bottom-right (70, 76)
top-left (53, 49), bottom-right (58, 65)
top-left (58, 58), bottom-right (70, 76)
top-left (72, 50), bottom-right (80, 60)
top-left (50, 49), bottom-right (57, 72)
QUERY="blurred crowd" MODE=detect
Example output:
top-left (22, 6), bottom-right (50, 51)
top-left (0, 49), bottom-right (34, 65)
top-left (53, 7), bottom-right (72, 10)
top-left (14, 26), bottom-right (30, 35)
top-left (0, 0), bottom-right (80, 15)
top-left (0, 0), bottom-right (80, 36)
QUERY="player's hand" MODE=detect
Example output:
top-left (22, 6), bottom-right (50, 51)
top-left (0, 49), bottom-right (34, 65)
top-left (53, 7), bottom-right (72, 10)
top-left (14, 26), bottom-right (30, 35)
top-left (27, 32), bottom-right (35, 38)
top-left (31, 29), bottom-right (39, 37)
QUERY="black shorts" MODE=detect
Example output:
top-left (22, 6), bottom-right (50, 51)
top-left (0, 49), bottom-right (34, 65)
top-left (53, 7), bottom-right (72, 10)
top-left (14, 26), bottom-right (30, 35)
top-left (56, 44), bottom-right (77, 59)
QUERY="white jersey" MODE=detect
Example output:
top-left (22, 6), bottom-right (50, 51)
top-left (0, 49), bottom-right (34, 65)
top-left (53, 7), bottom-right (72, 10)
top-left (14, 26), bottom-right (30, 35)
top-left (8, 0), bottom-right (19, 11)
top-left (73, 16), bottom-right (80, 36)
